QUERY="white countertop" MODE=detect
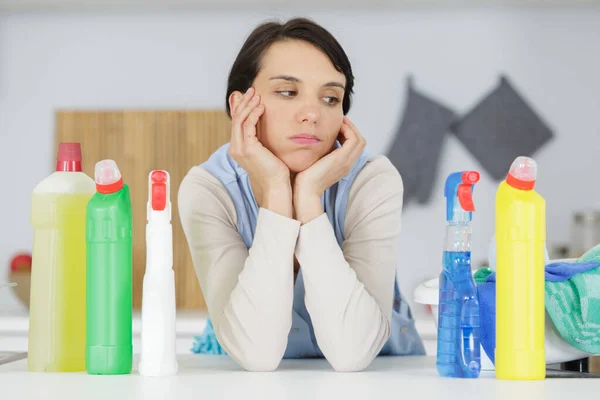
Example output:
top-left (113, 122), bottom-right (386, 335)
top-left (0, 310), bottom-right (213, 355)
top-left (0, 311), bottom-right (595, 399)
top-left (0, 354), bottom-right (597, 400)
top-left (0, 310), bottom-right (439, 355)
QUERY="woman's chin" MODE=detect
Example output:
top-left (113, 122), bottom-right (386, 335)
top-left (280, 153), bottom-right (320, 173)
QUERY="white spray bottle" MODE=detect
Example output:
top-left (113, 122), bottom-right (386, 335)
top-left (139, 170), bottom-right (178, 376)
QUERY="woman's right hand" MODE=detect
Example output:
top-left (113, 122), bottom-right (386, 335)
top-left (228, 87), bottom-right (293, 218)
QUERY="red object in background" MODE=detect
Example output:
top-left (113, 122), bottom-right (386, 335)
top-left (10, 253), bottom-right (32, 272)
top-left (8, 252), bottom-right (32, 308)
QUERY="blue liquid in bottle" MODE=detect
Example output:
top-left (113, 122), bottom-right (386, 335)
top-left (436, 250), bottom-right (480, 378)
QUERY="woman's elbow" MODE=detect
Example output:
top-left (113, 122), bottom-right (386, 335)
top-left (214, 315), bottom-right (291, 372)
top-left (327, 351), bottom-right (375, 372)
top-left (234, 346), bottom-right (285, 372)
top-left (325, 328), bottom-right (390, 372)
top-left (219, 330), bottom-right (287, 372)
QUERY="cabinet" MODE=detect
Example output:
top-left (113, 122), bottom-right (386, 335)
top-left (55, 110), bottom-right (232, 309)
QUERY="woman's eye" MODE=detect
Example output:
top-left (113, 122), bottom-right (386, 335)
top-left (276, 90), bottom-right (296, 98)
top-left (323, 96), bottom-right (341, 106)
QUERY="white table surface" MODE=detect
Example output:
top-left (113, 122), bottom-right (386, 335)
top-left (0, 354), bottom-right (597, 400)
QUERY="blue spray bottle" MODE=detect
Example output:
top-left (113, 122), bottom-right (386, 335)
top-left (436, 171), bottom-right (481, 378)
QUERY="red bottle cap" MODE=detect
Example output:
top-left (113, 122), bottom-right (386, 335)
top-left (56, 142), bottom-right (82, 172)
top-left (94, 160), bottom-right (124, 194)
top-left (506, 156), bottom-right (537, 191)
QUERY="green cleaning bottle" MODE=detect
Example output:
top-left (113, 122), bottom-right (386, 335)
top-left (86, 159), bottom-right (133, 375)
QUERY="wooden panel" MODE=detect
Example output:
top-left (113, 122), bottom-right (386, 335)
top-left (55, 110), bottom-right (232, 309)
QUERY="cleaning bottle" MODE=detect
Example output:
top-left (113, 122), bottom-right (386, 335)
top-left (436, 170), bottom-right (481, 378)
top-left (139, 170), bottom-right (178, 376)
top-left (495, 156), bottom-right (546, 380)
top-left (28, 143), bottom-right (95, 372)
top-left (86, 159), bottom-right (133, 375)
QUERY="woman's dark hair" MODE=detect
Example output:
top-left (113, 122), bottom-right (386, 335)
top-left (225, 17), bottom-right (354, 117)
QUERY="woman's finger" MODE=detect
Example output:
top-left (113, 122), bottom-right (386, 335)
top-left (338, 120), bottom-right (365, 169)
top-left (236, 94), bottom-right (260, 126)
top-left (230, 92), bottom-right (245, 147)
top-left (230, 91), bottom-right (242, 116)
top-left (233, 93), bottom-right (261, 147)
top-left (333, 124), bottom-right (357, 170)
top-left (231, 89), bottom-right (254, 147)
top-left (343, 117), bottom-right (366, 157)
top-left (233, 87), bottom-right (255, 117)
top-left (338, 121), bottom-right (360, 151)
top-left (343, 116), bottom-right (362, 139)
top-left (242, 104), bottom-right (265, 145)
top-left (231, 89), bottom-right (256, 128)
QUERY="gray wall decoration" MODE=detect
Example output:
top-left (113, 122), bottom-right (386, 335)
top-left (386, 75), bottom-right (554, 205)
top-left (387, 77), bottom-right (456, 205)
top-left (450, 75), bottom-right (554, 180)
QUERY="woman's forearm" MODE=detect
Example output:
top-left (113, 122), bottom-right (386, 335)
top-left (293, 157), bottom-right (403, 372)
top-left (213, 207), bottom-right (299, 371)
top-left (295, 214), bottom-right (392, 372)
top-left (262, 184), bottom-right (294, 219)
top-left (179, 170), bottom-right (299, 372)
top-left (293, 192), bottom-right (324, 225)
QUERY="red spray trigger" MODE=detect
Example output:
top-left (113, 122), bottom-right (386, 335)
top-left (151, 170), bottom-right (167, 211)
top-left (457, 171), bottom-right (480, 212)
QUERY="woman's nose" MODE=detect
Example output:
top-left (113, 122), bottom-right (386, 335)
top-left (296, 103), bottom-right (320, 125)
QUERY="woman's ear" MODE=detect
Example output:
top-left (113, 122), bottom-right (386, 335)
top-left (228, 91), bottom-right (242, 116)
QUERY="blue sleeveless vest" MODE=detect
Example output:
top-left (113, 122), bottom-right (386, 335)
top-left (192, 143), bottom-right (425, 358)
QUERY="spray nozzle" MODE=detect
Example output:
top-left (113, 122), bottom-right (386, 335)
top-left (444, 171), bottom-right (480, 221)
top-left (147, 170), bottom-right (171, 222)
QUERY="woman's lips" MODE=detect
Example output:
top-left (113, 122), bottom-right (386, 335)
top-left (290, 134), bottom-right (320, 145)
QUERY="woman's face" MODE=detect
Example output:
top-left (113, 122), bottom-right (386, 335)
top-left (251, 40), bottom-right (346, 173)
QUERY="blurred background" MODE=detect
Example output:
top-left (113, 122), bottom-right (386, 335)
top-left (0, 1), bottom-right (599, 334)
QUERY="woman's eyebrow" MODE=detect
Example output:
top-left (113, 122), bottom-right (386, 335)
top-left (269, 75), bottom-right (345, 90)
top-left (269, 75), bottom-right (300, 82)
top-left (323, 81), bottom-right (345, 90)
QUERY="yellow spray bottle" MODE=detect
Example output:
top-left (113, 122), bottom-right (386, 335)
top-left (495, 156), bottom-right (546, 380)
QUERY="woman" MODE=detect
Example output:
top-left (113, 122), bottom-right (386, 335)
top-left (178, 17), bottom-right (425, 372)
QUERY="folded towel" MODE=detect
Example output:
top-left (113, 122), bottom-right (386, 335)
top-left (478, 272), bottom-right (497, 363)
top-left (545, 244), bottom-right (600, 354)
top-left (478, 254), bottom-right (600, 364)
top-left (579, 244), bottom-right (600, 264)
top-left (474, 267), bottom-right (493, 284)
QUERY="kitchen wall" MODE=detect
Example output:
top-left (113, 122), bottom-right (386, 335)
top-left (1, 7), bottom-right (599, 315)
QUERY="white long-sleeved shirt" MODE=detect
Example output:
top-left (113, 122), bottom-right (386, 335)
top-left (178, 155), bottom-right (403, 372)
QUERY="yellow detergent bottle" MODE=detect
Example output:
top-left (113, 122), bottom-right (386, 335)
top-left (495, 156), bottom-right (546, 380)
top-left (28, 143), bottom-right (96, 372)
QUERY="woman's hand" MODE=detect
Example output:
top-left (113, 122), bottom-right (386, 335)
top-left (228, 87), bottom-right (293, 218)
top-left (293, 117), bottom-right (366, 224)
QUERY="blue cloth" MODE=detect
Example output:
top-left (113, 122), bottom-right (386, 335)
top-left (545, 261), bottom-right (600, 281)
top-left (191, 319), bottom-right (227, 355)
top-left (191, 142), bottom-right (426, 358)
top-left (478, 261), bottom-right (600, 364)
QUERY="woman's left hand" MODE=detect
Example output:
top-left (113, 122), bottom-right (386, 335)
top-left (293, 116), bottom-right (366, 224)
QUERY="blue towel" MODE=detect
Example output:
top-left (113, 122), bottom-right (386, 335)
top-left (191, 319), bottom-right (227, 355)
top-left (478, 261), bottom-right (600, 364)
